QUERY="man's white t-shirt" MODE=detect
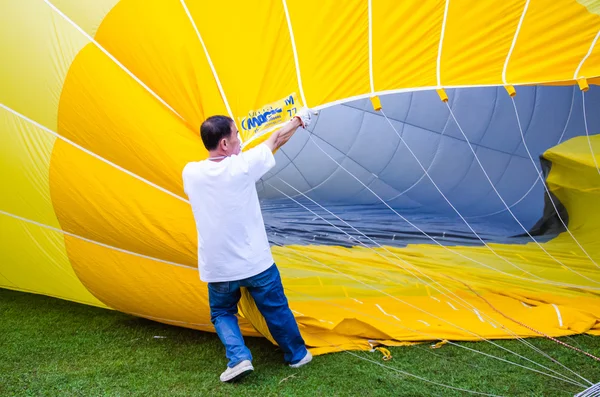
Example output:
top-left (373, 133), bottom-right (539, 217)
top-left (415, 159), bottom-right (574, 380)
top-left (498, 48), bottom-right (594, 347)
top-left (182, 144), bottom-right (276, 283)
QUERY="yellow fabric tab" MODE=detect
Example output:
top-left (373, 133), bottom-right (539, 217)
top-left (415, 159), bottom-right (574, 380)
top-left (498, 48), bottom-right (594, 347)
top-left (436, 88), bottom-right (449, 102)
top-left (504, 85), bottom-right (517, 97)
top-left (577, 78), bottom-right (590, 92)
top-left (370, 96), bottom-right (382, 111)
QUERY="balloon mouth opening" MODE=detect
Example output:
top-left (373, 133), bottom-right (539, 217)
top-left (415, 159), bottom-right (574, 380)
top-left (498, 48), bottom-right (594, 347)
top-left (255, 85), bottom-right (592, 247)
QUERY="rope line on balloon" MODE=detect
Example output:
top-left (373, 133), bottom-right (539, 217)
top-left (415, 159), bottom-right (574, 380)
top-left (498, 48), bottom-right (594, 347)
top-left (42, 0), bottom-right (186, 123)
top-left (573, 29), bottom-right (600, 82)
top-left (510, 94), bottom-right (600, 269)
top-left (267, 178), bottom-right (595, 384)
top-left (299, 127), bottom-right (596, 290)
top-left (582, 90), bottom-right (600, 177)
top-left (179, 0), bottom-right (235, 121)
top-left (446, 273), bottom-right (600, 363)
top-left (379, 107), bottom-right (599, 286)
top-left (464, 86), bottom-right (576, 220)
top-left (271, 312), bottom-right (503, 397)
top-left (3, 92), bottom-right (596, 294)
top-left (279, 276), bottom-right (587, 389)
top-left (266, 184), bottom-right (592, 386)
top-left (266, 302), bottom-right (508, 397)
top-left (0, 208), bottom-right (584, 388)
top-left (3, 92), bottom-right (592, 383)
top-left (3, 96), bottom-right (591, 293)
top-left (441, 101), bottom-right (599, 284)
top-left (0, 103), bottom-right (188, 205)
top-left (502, 0), bottom-right (531, 85)
top-left (0, 198), bottom-right (587, 386)
top-left (281, 0), bottom-right (308, 107)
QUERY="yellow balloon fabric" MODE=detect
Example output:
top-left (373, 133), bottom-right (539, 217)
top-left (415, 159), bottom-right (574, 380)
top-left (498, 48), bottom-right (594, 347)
top-left (1, 0), bottom-right (600, 355)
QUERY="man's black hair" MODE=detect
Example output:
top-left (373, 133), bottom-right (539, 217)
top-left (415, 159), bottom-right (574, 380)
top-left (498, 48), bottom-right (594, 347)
top-left (200, 115), bottom-right (234, 151)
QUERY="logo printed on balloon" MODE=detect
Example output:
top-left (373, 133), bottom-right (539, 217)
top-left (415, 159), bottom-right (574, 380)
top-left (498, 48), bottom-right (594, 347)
top-left (239, 93), bottom-right (298, 143)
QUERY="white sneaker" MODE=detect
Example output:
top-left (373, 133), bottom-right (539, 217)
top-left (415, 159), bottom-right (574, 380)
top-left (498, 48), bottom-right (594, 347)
top-left (220, 360), bottom-right (254, 382)
top-left (289, 350), bottom-right (312, 368)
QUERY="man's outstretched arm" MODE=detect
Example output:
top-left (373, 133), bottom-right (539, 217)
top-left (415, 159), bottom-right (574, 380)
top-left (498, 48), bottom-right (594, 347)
top-left (264, 107), bottom-right (316, 152)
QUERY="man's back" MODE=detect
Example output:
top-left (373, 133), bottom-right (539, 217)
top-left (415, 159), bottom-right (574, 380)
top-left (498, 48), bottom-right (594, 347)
top-left (182, 144), bottom-right (276, 282)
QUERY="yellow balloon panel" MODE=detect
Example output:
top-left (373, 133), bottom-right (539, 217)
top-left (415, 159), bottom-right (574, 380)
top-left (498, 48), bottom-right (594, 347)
top-left (58, 44), bottom-right (206, 197)
top-left (372, 0), bottom-right (443, 91)
top-left (0, 109), bottom-right (60, 228)
top-left (51, 0), bottom-right (120, 37)
top-left (0, 0), bottom-right (89, 130)
top-left (544, 135), bottom-right (600, 253)
top-left (63, 235), bottom-right (260, 336)
top-left (94, 0), bottom-right (227, 130)
top-left (506, 0), bottom-right (600, 83)
top-left (185, 0), bottom-right (300, 120)
top-left (0, 216), bottom-right (104, 307)
top-left (440, 0), bottom-right (525, 86)
top-left (49, 140), bottom-right (198, 268)
top-left (286, 0), bottom-right (370, 105)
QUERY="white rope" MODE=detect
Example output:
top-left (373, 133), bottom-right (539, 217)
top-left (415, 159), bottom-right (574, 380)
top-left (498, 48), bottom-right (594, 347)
top-left (281, 0), bottom-right (308, 106)
top-left (368, 0), bottom-right (375, 93)
top-left (465, 86), bottom-right (576, 220)
top-left (273, 243), bottom-right (588, 387)
top-left (343, 350), bottom-right (501, 396)
top-left (1, 205), bottom-right (584, 385)
top-left (179, 0), bottom-right (234, 121)
top-left (0, 103), bottom-right (188, 204)
top-left (302, 129), bottom-right (600, 291)
top-left (576, 381), bottom-right (600, 397)
top-left (268, 184), bottom-right (593, 386)
top-left (374, 113), bottom-right (570, 283)
top-left (0, 209), bottom-right (194, 270)
top-left (574, 29), bottom-right (600, 80)
top-left (511, 96), bottom-right (600, 269)
top-left (444, 101), bottom-right (600, 285)
top-left (582, 90), bottom-right (600, 176)
top-left (281, 280), bottom-right (586, 388)
top-left (2, 205), bottom-right (583, 386)
top-left (43, 0), bottom-right (185, 122)
top-left (436, 0), bottom-right (450, 87)
top-left (503, 0), bottom-right (530, 85)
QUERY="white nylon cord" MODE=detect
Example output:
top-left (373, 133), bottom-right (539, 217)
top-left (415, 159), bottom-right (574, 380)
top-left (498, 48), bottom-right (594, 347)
top-left (444, 101), bottom-right (599, 285)
top-left (511, 96), bottom-right (600, 270)
top-left (269, 179), bottom-right (593, 386)
top-left (269, 242), bottom-right (587, 387)
top-left (302, 129), bottom-right (599, 291)
top-left (44, 0), bottom-right (185, 122)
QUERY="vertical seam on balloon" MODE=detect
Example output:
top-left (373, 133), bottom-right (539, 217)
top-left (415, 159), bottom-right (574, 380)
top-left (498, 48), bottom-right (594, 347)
top-left (281, 0), bottom-right (308, 107)
top-left (179, 0), bottom-right (234, 121)
top-left (0, 209), bottom-right (195, 269)
top-left (436, 0), bottom-right (450, 88)
top-left (43, 0), bottom-right (185, 122)
top-left (503, 0), bottom-right (530, 85)
top-left (0, 103), bottom-right (189, 204)
top-left (368, 0), bottom-right (374, 93)
top-left (574, 29), bottom-right (600, 80)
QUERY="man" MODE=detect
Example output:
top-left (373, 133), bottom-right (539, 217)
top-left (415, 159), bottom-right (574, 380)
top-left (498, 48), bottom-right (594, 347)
top-left (182, 108), bottom-right (316, 382)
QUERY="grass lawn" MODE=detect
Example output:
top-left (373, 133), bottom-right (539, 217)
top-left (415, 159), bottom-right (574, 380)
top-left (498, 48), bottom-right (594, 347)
top-left (1, 288), bottom-right (599, 396)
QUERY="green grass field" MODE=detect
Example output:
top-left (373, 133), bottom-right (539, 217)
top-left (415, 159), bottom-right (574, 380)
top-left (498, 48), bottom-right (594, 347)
top-left (1, 288), bottom-right (599, 396)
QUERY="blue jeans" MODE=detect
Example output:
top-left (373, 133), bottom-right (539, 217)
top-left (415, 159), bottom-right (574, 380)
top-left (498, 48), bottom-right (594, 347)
top-left (208, 264), bottom-right (307, 368)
